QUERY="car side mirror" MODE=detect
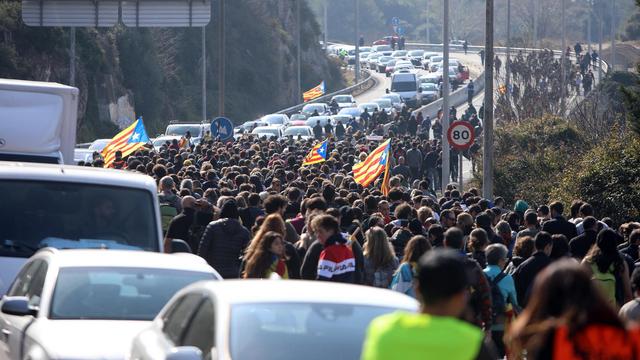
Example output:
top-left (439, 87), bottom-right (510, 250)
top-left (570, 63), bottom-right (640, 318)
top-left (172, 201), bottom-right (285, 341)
top-left (165, 346), bottom-right (203, 360)
top-left (171, 239), bottom-right (192, 254)
top-left (1, 297), bottom-right (37, 317)
top-left (385, 89), bottom-right (390, 94)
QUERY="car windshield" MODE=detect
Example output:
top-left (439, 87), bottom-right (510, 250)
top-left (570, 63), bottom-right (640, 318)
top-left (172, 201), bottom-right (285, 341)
top-left (391, 82), bottom-right (417, 92)
top-left (333, 96), bottom-right (352, 103)
top-left (302, 105), bottom-right (324, 113)
top-left (383, 95), bottom-right (401, 103)
top-left (165, 125), bottom-right (201, 137)
top-left (375, 45), bottom-right (391, 52)
top-left (230, 303), bottom-right (403, 360)
top-left (0, 181), bottom-right (160, 258)
top-left (49, 267), bottom-right (215, 321)
top-left (253, 128), bottom-right (279, 136)
top-left (421, 83), bottom-right (439, 91)
top-left (284, 127), bottom-right (311, 136)
top-left (409, 51), bottom-right (424, 56)
top-left (393, 51), bottom-right (407, 56)
top-left (88, 139), bottom-right (110, 151)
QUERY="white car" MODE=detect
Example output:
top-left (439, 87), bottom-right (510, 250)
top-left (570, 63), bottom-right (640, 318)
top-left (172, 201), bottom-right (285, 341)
top-left (330, 94), bottom-right (356, 109)
top-left (152, 135), bottom-right (182, 151)
top-left (301, 103), bottom-right (330, 117)
top-left (260, 114), bottom-right (290, 126)
top-left (129, 280), bottom-right (418, 360)
top-left (372, 98), bottom-right (394, 114)
top-left (0, 249), bottom-right (220, 360)
top-left (283, 125), bottom-right (313, 139)
top-left (251, 125), bottom-right (284, 139)
top-left (358, 103), bottom-right (381, 114)
top-left (238, 120), bottom-right (268, 133)
top-left (382, 93), bottom-right (407, 112)
top-left (305, 116), bottom-right (332, 128)
top-left (330, 114), bottom-right (353, 126)
top-left (337, 107), bottom-right (362, 122)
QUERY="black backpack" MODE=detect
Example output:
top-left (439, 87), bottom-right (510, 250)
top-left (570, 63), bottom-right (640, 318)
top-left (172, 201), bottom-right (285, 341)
top-left (487, 271), bottom-right (508, 323)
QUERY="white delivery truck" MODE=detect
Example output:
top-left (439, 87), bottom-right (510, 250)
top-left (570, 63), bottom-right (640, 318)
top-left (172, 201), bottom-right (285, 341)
top-left (0, 78), bottom-right (78, 165)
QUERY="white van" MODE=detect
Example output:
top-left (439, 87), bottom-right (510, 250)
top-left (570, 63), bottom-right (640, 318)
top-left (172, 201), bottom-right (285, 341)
top-left (0, 162), bottom-right (164, 295)
top-left (0, 79), bottom-right (78, 165)
top-left (390, 73), bottom-right (423, 108)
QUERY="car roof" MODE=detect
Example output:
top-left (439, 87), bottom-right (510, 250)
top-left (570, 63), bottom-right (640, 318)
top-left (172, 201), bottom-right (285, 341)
top-left (36, 249), bottom-right (215, 273)
top-left (193, 280), bottom-right (419, 308)
top-left (0, 161), bottom-right (157, 191)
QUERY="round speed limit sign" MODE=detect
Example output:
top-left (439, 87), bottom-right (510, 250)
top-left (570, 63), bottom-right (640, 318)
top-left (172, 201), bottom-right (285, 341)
top-left (447, 121), bottom-right (475, 150)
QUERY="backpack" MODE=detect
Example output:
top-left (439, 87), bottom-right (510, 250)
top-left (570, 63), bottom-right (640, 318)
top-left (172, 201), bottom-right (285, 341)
top-left (487, 271), bottom-right (508, 324)
top-left (160, 203), bottom-right (178, 234)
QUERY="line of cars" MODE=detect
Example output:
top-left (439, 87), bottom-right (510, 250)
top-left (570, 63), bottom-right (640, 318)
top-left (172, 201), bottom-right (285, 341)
top-left (234, 92), bottom-right (408, 140)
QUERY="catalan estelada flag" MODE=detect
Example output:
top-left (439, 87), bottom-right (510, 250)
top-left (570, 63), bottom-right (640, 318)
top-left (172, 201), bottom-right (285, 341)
top-left (102, 117), bottom-right (149, 167)
top-left (353, 139), bottom-right (391, 188)
top-left (302, 140), bottom-right (328, 166)
top-left (303, 81), bottom-right (325, 102)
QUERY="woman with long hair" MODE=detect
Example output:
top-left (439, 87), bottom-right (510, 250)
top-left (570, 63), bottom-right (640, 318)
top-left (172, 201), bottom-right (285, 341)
top-left (243, 231), bottom-right (288, 279)
top-left (389, 235), bottom-right (432, 298)
top-left (582, 229), bottom-right (632, 308)
top-left (246, 213), bottom-right (301, 278)
top-left (363, 227), bottom-right (399, 288)
top-left (507, 260), bottom-right (637, 359)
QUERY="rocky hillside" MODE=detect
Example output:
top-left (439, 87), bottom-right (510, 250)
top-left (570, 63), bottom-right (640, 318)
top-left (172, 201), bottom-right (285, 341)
top-left (0, 0), bottom-right (344, 141)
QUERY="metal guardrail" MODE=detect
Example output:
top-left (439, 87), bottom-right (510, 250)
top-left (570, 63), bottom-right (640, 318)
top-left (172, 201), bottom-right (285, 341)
top-left (276, 69), bottom-right (375, 115)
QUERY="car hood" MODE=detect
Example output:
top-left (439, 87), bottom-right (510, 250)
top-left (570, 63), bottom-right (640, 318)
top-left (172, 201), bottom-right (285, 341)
top-left (30, 319), bottom-right (149, 359)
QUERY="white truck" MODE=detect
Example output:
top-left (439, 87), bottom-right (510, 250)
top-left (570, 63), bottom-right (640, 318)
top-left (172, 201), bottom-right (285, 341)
top-left (0, 78), bottom-right (78, 165)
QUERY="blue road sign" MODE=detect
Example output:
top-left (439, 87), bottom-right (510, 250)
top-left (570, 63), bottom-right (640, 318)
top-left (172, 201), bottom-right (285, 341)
top-left (397, 26), bottom-right (405, 36)
top-left (211, 117), bottom-right (234, 141)
top-left (391, 17), bottom-right (400, 26)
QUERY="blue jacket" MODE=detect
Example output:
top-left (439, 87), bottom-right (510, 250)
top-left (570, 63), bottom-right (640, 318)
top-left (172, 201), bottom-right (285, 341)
top-left (484, 265), bottom-right (521, 329)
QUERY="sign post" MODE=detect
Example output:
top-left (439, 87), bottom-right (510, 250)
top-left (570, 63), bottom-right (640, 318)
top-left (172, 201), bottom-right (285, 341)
top-left (210, 117), bottom-right (234, 142)
top-left (447, 121), bottom-right (475, 191)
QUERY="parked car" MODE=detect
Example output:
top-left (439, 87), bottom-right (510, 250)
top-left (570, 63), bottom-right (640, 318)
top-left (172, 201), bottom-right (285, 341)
top-left (237, 120), bottom-right (268, 133)
top-left (337, 107), bottom-right (362, 122)
top-left (283, 125), bottom-right (314, 140)
top-left (421, 52), bottom-right (441, 70)
top-left (367, 53), bottom-right (382, 69)
top-left (384, 59), bottom-right (398, 76)
top-left (260, 114), bottom-right (290, 126)
top-left (301, 103), bottom-right (331, 117)
top-left (391, 50), bottom-right (408, 60)
top-left (420, 82), bottom-right (441, 103)
top-left (305, 116), bottom-right (332, 128)
top-left (381, 93), bottom-right (406, 112)
top-left (251, 125), bottom-right (284, 139)
top-left (376, 56), bottom-right (393, 73)
top-left (129, 280), bottom-right (418, 360)
top-left (407, 50), bottom-right (425, 67)
top-left (152, 135), bottom-right (182, 151)
top-left (164, 121), bottom-right (208, 145)
top-left (330, 115), bottom-right (353, 126)
top-left (371, 44), bottom-right (392, 56)
top-left (372, 98), bottom-right (394, 114)
top-left (330, 95), bottom-right (356, 109)
top-left (0, 249), bottom-right (220, 360)
top-left (358, 103), bottom-right (381, 114)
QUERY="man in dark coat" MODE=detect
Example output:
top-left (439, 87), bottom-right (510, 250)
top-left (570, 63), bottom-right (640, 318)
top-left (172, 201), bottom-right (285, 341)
top-left (569, 216), bottom-right (598, 261)
top-left (541, 201), bottom-right (577, 240)
top-left (198, 200), bottom-right (250, 279)
top-left (513, 232), bottom-right (554, 307)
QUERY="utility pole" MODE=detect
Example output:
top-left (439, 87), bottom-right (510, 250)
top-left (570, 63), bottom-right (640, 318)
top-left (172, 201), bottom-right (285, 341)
top-left (355, 0), bottom-right (360, 84)
top-left (611, 0), bottom-right (616, 71)
top-left (599, 8), bottom-right (603, 79)
top-left (218, 0), bottom-right (225, 116)
top-left (587, 0), bottom-right (592, 53)
top-left (506, 0), bottom-right (511, 99)
top-left (297, 0), bottom-right (302, 102)
top-left (323, 0), bottom-right (328, 49)
top-left (69, 27), bottom-right (76, 86)
top-left (560, 0), bottom-right (566, 118)
top-left (442, 0), bottom-right (450, 193)
top-left (532, 0), bottom-right (538, 48)
top-left (482, 0), bottom-right (494, 200)
top-left (426, 0), bottom-right (430, 43)
top-left (202, 26), bottom-right (207, 121)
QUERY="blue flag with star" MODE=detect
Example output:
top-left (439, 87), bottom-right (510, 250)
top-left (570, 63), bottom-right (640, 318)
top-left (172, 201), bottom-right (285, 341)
top-left (127, 117), bottom-right (150, 144)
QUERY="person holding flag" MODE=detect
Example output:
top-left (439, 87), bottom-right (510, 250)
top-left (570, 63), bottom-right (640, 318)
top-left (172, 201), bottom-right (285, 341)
top-left (302, 139), bottom-right (329, 166)
top-left (101, 117), bottom-right (150, 168)
top-left (352, 139), bottom-right (392, 195)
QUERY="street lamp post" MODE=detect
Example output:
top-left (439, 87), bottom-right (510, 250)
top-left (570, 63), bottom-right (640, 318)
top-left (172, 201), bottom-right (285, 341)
top-left (441, 0), bottom-right (450, 193)
top-left (560, 0), bottom-right (566, 117)
top-left (483, 0), bottom-right (495, 199)
top-left (355, 0), bottom-right (360, 84)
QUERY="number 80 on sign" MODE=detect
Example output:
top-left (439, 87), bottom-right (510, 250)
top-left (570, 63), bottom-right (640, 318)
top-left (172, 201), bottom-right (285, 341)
top-left (447, 121), bottom-right (475, 150)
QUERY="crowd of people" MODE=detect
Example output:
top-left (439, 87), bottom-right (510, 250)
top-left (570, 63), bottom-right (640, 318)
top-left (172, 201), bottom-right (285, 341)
top-left (77, 120), bottom-right (640, 357)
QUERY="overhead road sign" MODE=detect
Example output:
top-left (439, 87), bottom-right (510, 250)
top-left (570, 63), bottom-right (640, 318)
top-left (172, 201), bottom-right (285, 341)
top-left (121, 0), bottom-right (211, 27)
top-left (22, 0), bottom-right (119, 27)
top-left (22, 0), bottom-right (211, 28)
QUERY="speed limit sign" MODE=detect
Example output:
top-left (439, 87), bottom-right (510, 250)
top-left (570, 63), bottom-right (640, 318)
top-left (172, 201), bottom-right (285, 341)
top-left (447, 121), bottom-right (475, 150)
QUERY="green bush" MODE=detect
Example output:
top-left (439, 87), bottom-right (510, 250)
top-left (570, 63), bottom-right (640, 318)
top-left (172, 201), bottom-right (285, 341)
top-left (552, 134), bottom-right (640, 225)
top-left (473, 116), bottom-right (586, 208)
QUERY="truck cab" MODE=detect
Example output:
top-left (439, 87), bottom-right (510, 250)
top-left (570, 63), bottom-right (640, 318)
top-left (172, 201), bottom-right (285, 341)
top-left (0, 162), bottom-right (163, 295)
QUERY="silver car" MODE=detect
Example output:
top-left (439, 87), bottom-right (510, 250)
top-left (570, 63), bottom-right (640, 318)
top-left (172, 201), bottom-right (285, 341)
top-left (0, 249), bottom-right (220, 360)
top-left (129, 280), bottom-right (418, 360)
